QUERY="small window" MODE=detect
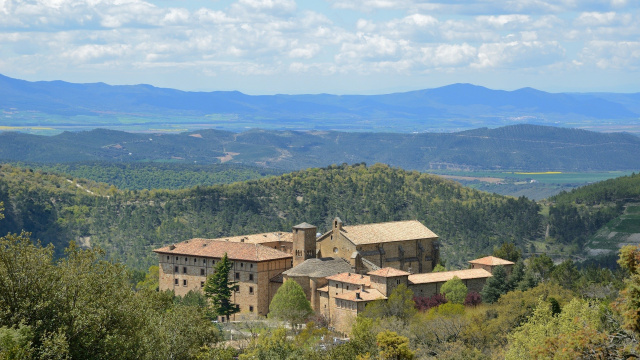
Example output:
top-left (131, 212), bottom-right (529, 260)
top-left (249, 306), bottom-right (254, 312)
top-left (194, 258), bottom-right (197, 263)
top-left (200, 268), bottom-right (205, 276)
top-left (174, 279), bottom-right (178, 285)
top-left (166, 256), bottom-right (169, 260)
top-left (250, 264), bottom-right (253, 269)
top-left (347, 286), bottom-right (349, 290)
top-left (183, 267), bottom-right (187, 274)
top-left (235, 285), bottom-right (239, 292)
top-left (240, 263), bottom-right (244, 268)
top-left (183, 279), bottom-right (187, 286)
top-left (249, 287), bottom-right (254, 294)
top-left (235, 272), bottom-right (240, 279)
top-left (203, 259), bottom-right (206, 264)
top-left (396, 279), bottom-right (401, 285)
top-left (184, 257), bottom-right (187, 262)
top-left (174, 266), bottom-right (179, 273)
top-left (201, 281), bottom-right (205, 288)
top-left (333, 247), bottom-right (338, 254)
top-left (175, 257), bottom-right (178, 260)
top-left (249, 274), bottom-right (254, 281)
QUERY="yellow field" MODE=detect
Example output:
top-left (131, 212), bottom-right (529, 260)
top-left (514, 171), bottom-right (563, 175)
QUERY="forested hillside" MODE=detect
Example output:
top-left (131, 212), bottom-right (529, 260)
top-left (546, 173), bottom-right (640, 259)
top-left (21, 162), bottom-right (282, 190)
top-left (1, 124), bottom-right (640, 171)
top-left (0, 163), bottom-right (542, 269)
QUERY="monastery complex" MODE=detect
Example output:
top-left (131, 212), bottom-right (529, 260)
top-left (154, 218), bottom-right (514, 333)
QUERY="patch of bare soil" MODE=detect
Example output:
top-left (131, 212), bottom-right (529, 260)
top-left (438, 174), bottom-right (504, 183)
top-left (217, 152), bottom-right (240, 163)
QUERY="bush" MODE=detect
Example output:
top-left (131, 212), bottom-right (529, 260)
top-left (464, 291), bottom-right (482, 307)
top-left (414, 294), bottom-right (447, 311)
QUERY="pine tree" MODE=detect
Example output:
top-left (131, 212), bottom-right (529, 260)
top-left (203, 253), bottom-right (238, 321)
top-left (481, 265), bottom-right (508, 303)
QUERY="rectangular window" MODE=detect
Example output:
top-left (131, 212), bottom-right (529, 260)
top-left (174, 266), bottom-right (179, 273)
top-left (201, 281), bottom-right (205, 288)
top-left (249, 306), bottom-right (254, 312)
top-left (184, 257), bottom-right (187, 262)
top-left (235, 285), bottom-right (239, 292)
top-left (174, 278), bottom-right (178, 285)
top-left (203, 259), bottom-right (206, 264)
top-left (250, 264), bottom-right (253, 269)
top-left (183, 267), bottom-right (187, 274)
top-left (235, 272), bottom-right (240, 279)
top-left (200, 268), bottom-right (205, 276)
top-left (166, 256), bottom-right (169, 260)
top-left (183, 279), bottom-right (187, 286)
top-left (249, 274), bottom-right (254, 281)
top-left (249, 287), bottom-right (254, 294)
top-left (240, 262), bottom-right (244, 268)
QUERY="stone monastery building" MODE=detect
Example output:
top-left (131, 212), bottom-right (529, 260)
top-left (154, 218), bottom-right (511, 331)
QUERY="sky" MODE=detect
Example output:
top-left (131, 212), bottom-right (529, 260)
top-left (0, 0), bottom-right (639, 95)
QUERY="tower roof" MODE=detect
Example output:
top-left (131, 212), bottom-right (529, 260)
top-left (293, 222), bottom-right (316, 229)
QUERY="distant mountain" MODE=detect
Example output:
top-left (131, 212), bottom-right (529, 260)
top-left (1, 74), bottom-right (638, 133)
top-left (1, 124), bottom-right (639, 171)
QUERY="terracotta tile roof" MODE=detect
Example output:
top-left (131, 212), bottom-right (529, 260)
top-left (340, 220), bottom-right (438, 245)
top-left (194, 232), bottom-right (292, 245)
top-left (368, 267), bottom-right (411, 277)
top-left (153, 239), bottom-right (291, 262)
top-left (408, 269), bottom-right (492, 284)
top-left (326, 272), bottom-right (371, 286)
top-left (335, 288), bottom-right (386, 302)
top-left (283, 257), bottom-right (353, 278)
top-left (468, 256), bottom-right (515, 266)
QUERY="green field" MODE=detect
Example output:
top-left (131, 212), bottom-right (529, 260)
top-left (426, 169), bottom-right (637, 184)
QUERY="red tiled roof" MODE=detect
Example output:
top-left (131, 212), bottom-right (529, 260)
top-left (154, 238), bottom-right (291, 262)
top-left (193, 232), bottom-right (292, 245)
top-left (335, 288), bottom-right (386, 302)
top-left (325, 272), bottom-right (371, 286)
top-left (341, 220), bottom-right (438, 245)
top-left (368, 267), bottom-right (411, 277)
top-left (468, 256), bottom-right (514, 266)
top-left (408, 269), bottom-right (492, 284)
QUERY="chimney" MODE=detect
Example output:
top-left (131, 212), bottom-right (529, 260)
top-left (169, 244), bottom-right (176, 250)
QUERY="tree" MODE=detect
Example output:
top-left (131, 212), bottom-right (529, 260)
top-left (136, 265), bottom-right (159, 291)
top-left (362, 284), bottom-right (416, 322)
top-left (440, 276), bottom-right (467, 304)
top-left (481, 266), bottom-right (508, 303)
top-left (529, 254), bottom-right (555, 281)
top-left (268, 279), bottom-right (313, 327)
top-left (204, 253), bottom-right (238, 321)
top-left (506, 299), bottom-right (609, 359)
top-left (493, 242), bottom-right (521, 262)
top-left (433, 264), bottom-right (446, 272)
top-left (550, 260), bottom-right (580, 290)
top-left (376, 331), bottom-right (414, 360)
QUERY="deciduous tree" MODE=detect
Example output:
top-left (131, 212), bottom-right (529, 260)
top-left (440, 276), bottom-right (467, 304)
top-left (268, 279), bottom-right (313, 328)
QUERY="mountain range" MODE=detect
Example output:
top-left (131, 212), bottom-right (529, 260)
top-left (1, 73), bottom-right (639, 133)
top-left (1, 124), bottom-right (639, 171)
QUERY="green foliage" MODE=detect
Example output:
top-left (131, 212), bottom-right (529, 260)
top-left (204, 253), bottom-right (238, 321)
top-left (550, 260), bottom-right (580, 291)
top-left (362, 284), bottom-right (416, 322)
top-left (506, 299), bottom-right (609, 359)
top-left (0, 324), bottom-right (33, 360)
top-left (0, 232), bottom-right (219, 359)
top-left (0, 163), bottom-right (544, 269)
top-left (135, 265), bottom-right (159, 291)
top-left (432, 264), bottom-right (446, 272)
top-left (238, 328), bottom-right (296, 360)
top-left (528, 254), bottom-right (555, 281)
top-left (440, 276), bottom-right (467, 304)
top-left (268, 279), bottom-right (313, 326)
top-left (493, 243), bottom-right (521, 262)
top-left (481, 266), bottom-right (509, 304)
top-left (376, 331), bottom-right (414, 360)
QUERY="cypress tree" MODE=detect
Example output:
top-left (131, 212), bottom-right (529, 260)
top-left (203, 253), bottom-right (238, 321)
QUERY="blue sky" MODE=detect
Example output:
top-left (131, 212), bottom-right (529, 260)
top-left (0, 0), bottom-right (638, 94)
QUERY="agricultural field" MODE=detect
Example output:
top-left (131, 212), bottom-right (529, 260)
top-left (585, 204), bottom-right (640, 257)
top-left (427, 170), bottom-right (638, 200)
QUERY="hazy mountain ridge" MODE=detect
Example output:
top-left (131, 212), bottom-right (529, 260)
top-left (1, 124), bottom-right (639, 171)
top-left (1, 74), bottom-right (638, 133)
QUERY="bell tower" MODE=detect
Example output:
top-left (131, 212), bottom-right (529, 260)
top-left (292, 222), bottom-right (317, 267)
